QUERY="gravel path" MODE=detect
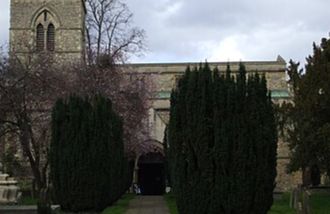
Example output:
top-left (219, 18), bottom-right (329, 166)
top-left (125, 196), bottom-right (170, 214)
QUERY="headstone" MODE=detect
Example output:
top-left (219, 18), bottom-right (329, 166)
top-left (0, 162), bottom-right (20, 204)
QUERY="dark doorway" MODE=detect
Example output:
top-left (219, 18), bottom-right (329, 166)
top-left (138, 152), bottom-right (165, 195)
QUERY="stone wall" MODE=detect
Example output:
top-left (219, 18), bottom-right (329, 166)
top-left (10, 0), bottom-right (85, 62)
top-left (126, 57), bottom-right (288, 92)
top-left (276, 139), bottom-right (302, 191)
top-left (124, 57), bottom-right (302, 191)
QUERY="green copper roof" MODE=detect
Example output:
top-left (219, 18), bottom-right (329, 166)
top-left (155, 91), bottom-right (172, 99)
top-left (270, 90), bottom-right (290, 99)
top-left (154, 90), bottom-right (290, 100)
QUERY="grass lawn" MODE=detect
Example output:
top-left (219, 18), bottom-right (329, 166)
top-left (164, 192), bottom-right (296, 214)
top-left (18, 193), bottom-right (134, 214)
top-left (268, 193), bottom-right (295, 214)
top-left (101, 194), bottom-right (135, 214)
top-left (164, 193), bottom-right (179, 214)
top-left (18, 196), bottom-right (38, 205)
top-left (268, 191), bottom-right (330, 214)
top-left (310, 192), bottom-right (330, 214)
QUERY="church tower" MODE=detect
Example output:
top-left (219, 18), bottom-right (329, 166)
top-left (10, 0), bottom-right (86, 62)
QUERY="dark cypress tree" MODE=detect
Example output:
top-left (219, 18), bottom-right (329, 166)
top-left (169, 66), bottom-right (189, 213)
top-left (168, 63), bottom-right (277, 214)
top-left (281, 37), bottom-right (330, 183)
top-left (50, 95), bottom-right (131, 212)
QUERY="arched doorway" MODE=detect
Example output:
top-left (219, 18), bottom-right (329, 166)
top-left (138, 152), bottom-right (165, 195)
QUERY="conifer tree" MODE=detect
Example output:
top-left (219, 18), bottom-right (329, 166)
top-left (50, 95), bottom-right (131, 212)
top-left (282, 37), bottom-right (330, 184)
top-left (168, 63), bottom-right (277, 214)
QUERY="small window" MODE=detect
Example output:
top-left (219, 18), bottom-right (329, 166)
top-left (44, 11), bottom-right (47, 21)
top-left (36, 24), bottom-right (44, 51)
top-left (47, 24), bottom-right (55, 51)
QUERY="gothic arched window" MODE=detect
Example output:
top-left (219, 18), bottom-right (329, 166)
top-left (47, 24), bottom-right (55, 51)
top-left (36, 24), bottom-right (44, 51)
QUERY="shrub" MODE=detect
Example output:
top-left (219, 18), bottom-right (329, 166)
top-left (50, 95), bottom-right (132, 212)
top-left (167, 63), bottom-right (277, 214)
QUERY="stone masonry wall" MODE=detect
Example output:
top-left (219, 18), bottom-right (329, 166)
top-left (125, 59), bottom-right (302, 191)
top-left (10, 0), bottom-right (85, 62)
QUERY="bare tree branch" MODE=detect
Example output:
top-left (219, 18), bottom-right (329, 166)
top-left (86, 0), bottom-right (145, 64)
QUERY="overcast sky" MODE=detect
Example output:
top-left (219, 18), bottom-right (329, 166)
top-left (1, 0), bottom-right (329, 65)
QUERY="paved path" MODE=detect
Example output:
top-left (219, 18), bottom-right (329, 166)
top-left (0, 206), bottom-right (36, 214)
top-left (0, 205), bottom-right (60, 214)
top-left (125, 196), bottom-right (170, 214)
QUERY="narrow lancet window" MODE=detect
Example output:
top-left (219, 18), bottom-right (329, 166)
top-left (47, 24), bottom-right (55, 51)
top-left (44, 11), bottom-right (47, 21)
top-left (36, 24), bottom-right (44, 51)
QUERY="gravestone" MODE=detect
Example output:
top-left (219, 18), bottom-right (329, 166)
top-left (0, 162), bottom-right (20, 204)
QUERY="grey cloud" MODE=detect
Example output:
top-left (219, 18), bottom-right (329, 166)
top-left (1, 0), bottom-right (329, 64)
top-left (0, 0), bottom-right (10, 45)
top-left (126, 0), bottom-right (330, 63)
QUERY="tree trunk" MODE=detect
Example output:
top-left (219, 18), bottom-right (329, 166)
top-left (19, 123), bottom-right (45, 197)
top-left (302, 167), bottom-right (311, 187)
top-left (37, 187), bottom-right (51, 214)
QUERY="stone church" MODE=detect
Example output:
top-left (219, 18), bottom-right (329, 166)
top-left (10, 0), bottom-right (86, 62)
top-left (9, 0), bottom-right (300, 193)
